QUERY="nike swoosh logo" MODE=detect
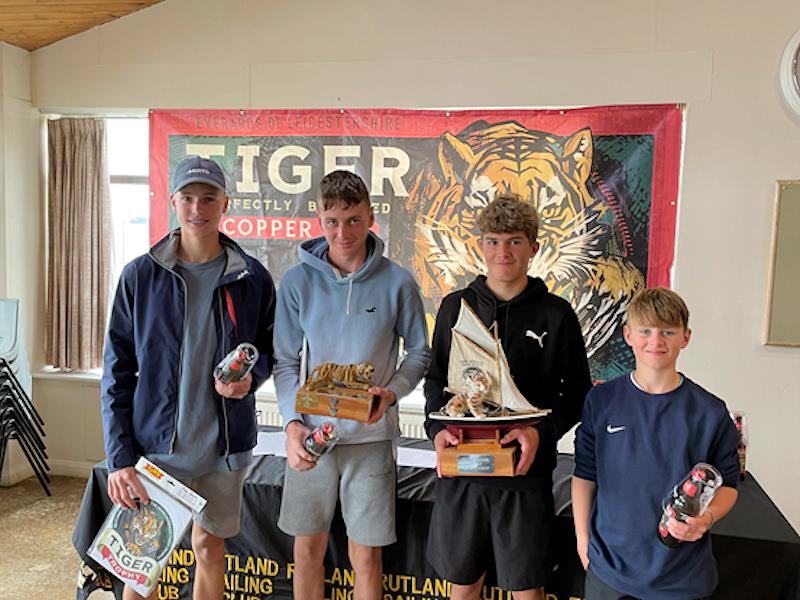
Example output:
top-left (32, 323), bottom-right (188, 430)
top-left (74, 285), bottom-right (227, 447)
top-left (606, 425), bottom-right (626, 434)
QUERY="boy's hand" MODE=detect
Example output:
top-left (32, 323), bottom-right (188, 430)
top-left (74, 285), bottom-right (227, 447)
top-left (500, 426), bottom-right (540, 476)
top-left (576, 534), bottom-right (590, 570)
top-left (365, 387), bottom-right (397, 424)
top-left (285, 421), bottom-right (317, 471)
top-left (107, 466), bottom-right (149, 510)
top-left (432, 429), bottom-right (459, 477)
top-left (667, 512), bottom-right (713, 542)
top-left (215, 372), bottom-right (252, 399)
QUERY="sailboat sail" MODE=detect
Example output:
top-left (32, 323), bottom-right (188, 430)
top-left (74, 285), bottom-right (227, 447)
top-left (447, 299), bottom-right (540, 414)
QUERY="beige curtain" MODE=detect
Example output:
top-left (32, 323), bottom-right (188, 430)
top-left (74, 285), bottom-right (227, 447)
top-left (45, 118), bottom-right (111, 371)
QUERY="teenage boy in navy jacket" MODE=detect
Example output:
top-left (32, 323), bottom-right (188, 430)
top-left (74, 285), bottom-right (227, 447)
top-left (101, 156), bottom-right (275, 600)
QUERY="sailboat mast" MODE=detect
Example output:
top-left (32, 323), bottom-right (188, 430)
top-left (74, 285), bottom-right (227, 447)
top-left (492, 321), bottom-right (504, 412)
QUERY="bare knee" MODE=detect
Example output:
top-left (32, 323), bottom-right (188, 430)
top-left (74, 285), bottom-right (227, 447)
top-left (348, 541), bottom-right (382, 574)
top-left (294, 533), bottom-right (329, 566)
top-left (192, 525), bottom-right (225, 568)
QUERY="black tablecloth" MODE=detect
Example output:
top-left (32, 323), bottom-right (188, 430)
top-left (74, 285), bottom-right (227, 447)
top-left (73, 437), bottom-right (800, 600)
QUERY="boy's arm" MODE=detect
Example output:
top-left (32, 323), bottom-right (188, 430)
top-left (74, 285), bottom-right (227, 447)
top-left (101, 269), bottom-right (150, 509)
top-left (383, 285), bottom-right (431, 401)
top-left (572, 392), bottom-right (598, 569)
top-left (272, 279), bottom-right (304, 427)
top-left (249, 270), bottom-right (276, 393)
top-left (571, 476), bottom-right (597, 570)
top-left (423, 295), bottom-right (458, 442)
top-left (272, 278), bottom-right (316, 470)
top-left (100, 269), bottom-right (139, 472)
top-left (534, 308), bottom-right (592, 448)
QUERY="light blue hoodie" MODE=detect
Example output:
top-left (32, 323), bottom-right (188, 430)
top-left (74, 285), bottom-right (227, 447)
top-left (274, 232), bottom-right (430, 444)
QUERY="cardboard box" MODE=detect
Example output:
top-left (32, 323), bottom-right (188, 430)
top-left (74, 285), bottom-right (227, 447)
top-left (88, 458), bottom-right (206, 597)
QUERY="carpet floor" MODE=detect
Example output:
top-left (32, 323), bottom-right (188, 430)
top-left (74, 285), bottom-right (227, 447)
top-left (0, 474), bottom-right (87, 599)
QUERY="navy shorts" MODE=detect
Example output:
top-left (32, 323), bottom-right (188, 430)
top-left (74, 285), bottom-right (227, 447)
top-left (584, 568), bottom-right (712, 600)
top-left (426, 477), bottom-right (553, 591)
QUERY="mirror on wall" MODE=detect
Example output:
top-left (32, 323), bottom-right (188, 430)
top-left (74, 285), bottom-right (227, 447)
top-left (764, 181), bottom-right (800, 346)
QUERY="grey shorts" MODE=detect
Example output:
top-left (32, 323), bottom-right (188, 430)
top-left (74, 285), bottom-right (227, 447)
top-left (184, 469), bottom-right (247, 539)
top-left (278, 440), bottom-right (396, 547)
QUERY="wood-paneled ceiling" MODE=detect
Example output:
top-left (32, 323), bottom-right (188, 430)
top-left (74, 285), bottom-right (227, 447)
top-left (0, 1), bottom-right (165, 51)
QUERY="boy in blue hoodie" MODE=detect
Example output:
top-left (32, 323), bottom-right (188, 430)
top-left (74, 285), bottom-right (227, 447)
top-left (274, 170), bottom-right (430, 600)
top-left (572, 288), bottom-right (739, 599)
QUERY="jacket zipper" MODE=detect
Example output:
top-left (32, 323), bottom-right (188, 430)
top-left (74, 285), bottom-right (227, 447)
top-left (170, 271), bottom-right (189, 453)
top-left (218, 287), bottom-right (232, 464)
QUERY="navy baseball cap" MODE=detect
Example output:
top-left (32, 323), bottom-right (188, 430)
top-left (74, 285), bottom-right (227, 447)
top-left (170, 156), bottom-right (227, 194)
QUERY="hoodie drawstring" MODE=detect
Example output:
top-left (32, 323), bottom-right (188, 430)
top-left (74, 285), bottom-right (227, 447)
top-left (346, 278), bottom-right (353, 316)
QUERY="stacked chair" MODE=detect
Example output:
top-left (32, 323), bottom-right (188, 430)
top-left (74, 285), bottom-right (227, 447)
top-left (0, 299), bottom-right (49, 495)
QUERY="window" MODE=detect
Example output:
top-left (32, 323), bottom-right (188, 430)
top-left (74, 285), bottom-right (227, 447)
top-left (106, 118), bottom-right (150, 283)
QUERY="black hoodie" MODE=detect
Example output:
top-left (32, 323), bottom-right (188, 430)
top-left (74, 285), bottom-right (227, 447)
top-left (424, 275), bottom-right (592, 489)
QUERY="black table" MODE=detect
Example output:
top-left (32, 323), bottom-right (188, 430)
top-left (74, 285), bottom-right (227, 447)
top-left (74, 439), bottom-right (800, 600)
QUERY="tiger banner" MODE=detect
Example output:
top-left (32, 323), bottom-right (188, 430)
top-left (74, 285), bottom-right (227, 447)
top-left (150, 106), bottom-right (682, 381)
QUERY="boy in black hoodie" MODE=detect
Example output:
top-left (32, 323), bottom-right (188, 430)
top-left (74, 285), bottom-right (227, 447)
top-left (424, 194), bottom-right (592, 600)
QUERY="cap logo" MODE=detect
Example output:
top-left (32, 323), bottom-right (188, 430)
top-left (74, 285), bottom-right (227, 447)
top-left (186, 168), bottom-right (211, 175)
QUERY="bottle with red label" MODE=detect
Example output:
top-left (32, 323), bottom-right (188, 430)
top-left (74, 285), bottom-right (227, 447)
top-left (304, 422), bottom-right (339, 460)
top-left (729, 410), bottom-right (748, 480)
top-left (214, 343), bottom-right (259, 383)
top-left (658, 463), bottom-right (722, 548)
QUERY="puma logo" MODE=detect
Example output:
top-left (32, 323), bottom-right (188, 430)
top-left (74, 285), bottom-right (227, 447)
top-left (525, 330), bottom-right (547, 348)
top-left (365, 307), bottom-right (377, 313)
top-left (236, 269), bottom-right (250, 280)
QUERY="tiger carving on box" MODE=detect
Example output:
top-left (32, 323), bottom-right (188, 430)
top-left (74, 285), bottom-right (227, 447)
top-left (405, 120), bottom-right (645, 363)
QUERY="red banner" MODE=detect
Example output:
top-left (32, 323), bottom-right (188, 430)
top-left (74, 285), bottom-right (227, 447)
top-left (150, 106), bottom-right (682, 380)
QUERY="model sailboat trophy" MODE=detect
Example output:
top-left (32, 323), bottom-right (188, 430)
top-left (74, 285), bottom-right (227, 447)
top-left (429, 300), bottom-right (551, 476)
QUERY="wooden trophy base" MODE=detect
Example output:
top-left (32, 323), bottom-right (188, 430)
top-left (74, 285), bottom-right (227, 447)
top-left (295, 385), bottom-right (377, 422)
top-left (439, 427), bottom-right (518, 477)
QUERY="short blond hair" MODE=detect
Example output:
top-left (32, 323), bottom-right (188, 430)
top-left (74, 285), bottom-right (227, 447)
top-left (627, 288), bottom-right (689, 329)
top-left (477, 193), bottom-right (539, 243)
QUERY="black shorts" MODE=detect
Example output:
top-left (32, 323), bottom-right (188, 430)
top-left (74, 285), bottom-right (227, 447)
top-left (425, 477), bottom-right (553, 591)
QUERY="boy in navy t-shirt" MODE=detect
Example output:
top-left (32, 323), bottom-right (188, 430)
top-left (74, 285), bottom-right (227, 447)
top-left (572, 288), bottom-right (740, 600)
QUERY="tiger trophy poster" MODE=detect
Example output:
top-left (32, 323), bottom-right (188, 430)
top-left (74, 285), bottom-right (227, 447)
top-left (89, 458), bottom-right (207, 597)
top-left (150, 106), bottom-right (682, 381)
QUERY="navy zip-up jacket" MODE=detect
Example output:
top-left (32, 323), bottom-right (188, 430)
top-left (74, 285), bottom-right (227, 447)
top-left (101, 230), bottom-right (275, 472)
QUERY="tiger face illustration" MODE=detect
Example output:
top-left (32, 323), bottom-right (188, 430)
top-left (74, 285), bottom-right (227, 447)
top-left (407, 120), bottom-right (644, 361)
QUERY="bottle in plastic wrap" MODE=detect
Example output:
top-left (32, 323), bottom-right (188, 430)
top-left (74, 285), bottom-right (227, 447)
top-left (658, 463), bottom-right (722, 548)
top-left (214, 343), bottom-right (259, 383)
top-left (304, 422), bottom-right (339, 460)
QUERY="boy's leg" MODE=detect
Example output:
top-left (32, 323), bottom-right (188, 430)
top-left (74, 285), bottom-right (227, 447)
top-left (489, 485), bottom-right (553, 596)
top-left (293, 532), bottom-right (329, 600)
top-left (450, 573), bottom-right (486, 600)
top-left (191, 523), bottom-right (226, 600)
top-left (122, 585), bottom-right (158, 600)
top-left (278, 451), bottom-right (340, 600)
top-left (338, 441), bottom-right (396, 600)
top-left (348, 539), bottom-right (382, 600)
top-left (425, 478), bottom-right (491, 591)
top-left (186, 468), bottom-right (248, 600)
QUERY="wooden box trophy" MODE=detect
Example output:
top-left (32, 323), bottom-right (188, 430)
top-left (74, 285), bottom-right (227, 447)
top-left (295, 362), bottom-right (378, 422)
top-left (429, 300), bottom-right (550, 477)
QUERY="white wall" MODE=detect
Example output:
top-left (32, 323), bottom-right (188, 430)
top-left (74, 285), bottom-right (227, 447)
top-left (18, 0), bottom-right (800, 530)
top-left (0, 42), bottom-right (43, 485)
